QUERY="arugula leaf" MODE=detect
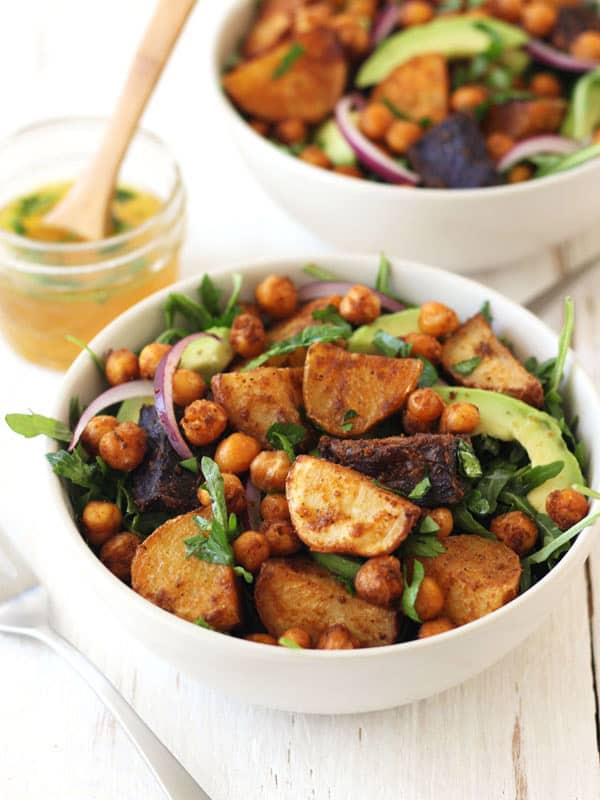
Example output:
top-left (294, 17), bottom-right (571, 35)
top-left (198, 275), bottom-right (222, 317)
top-left (46, 450), bottom-right (98, 489)
top-left (400, 533), bottom-right (446, 558)
top-left (475, 21), bottom-right (506, 60)
top-left (69, 397), bottom-right (82, 430)
top-left (572, 484), bottom-right (600, 500)
top-left (453, 502), bottom-right (496, 539)
top-left (499, 489), bottom-right (560, 548)
top-left (475, 462), bottom-right (516, 515)
top-left (401, 560), bottom-right (424, 623)
top-left (266, 422), bottom-right (306, 462)
top-left (452, 356), bottom-right (482, 376)
top-left (310, 552), bottom-right (362, 594)
top-left (202, 456), bottom-right (228, 531)
top-left (374, 330), bottom-right (413, 358)
top-left (155, 327), bottom-right (190, 345)
top-left (194, 617), bottom-right (215, 630)
top-left (234, 565), bottom-right (254, 583)
top-left (457, 439), bottom-right (483, 479)
top-left (524, 355), bottom-right (556, 391)
top-left (278, 636), bottom-right (303, 649)
top-left (480, 300), bottom-right (493, 324)
top-left (243, 323), bottom-right (352, 370)
top-left (549, 296), bottom-right (574, 395)
top-left (6, 413), bottom-right (71, 443)
top-left (164, 293), bottom-right (212, 330)
top-left (408, 474), bottom-right (431, 500)
top-left (311, 304), bottom-right (348, 328)
top-left (179, 457), bottom-right (199, 474)
top-left (218, 272), bottom-right (243, 327)
top-left (130, 510), bottom-right (170, 537)
top-left (508, 460), bottom-right (564, 495)
top-left (419, 515), bottom-right (440, 534)
top-left (64, 335), bottom-right (105, 376)
top-left (303, 263), bottom-right (339, 281)
top-left (272, 42), bottom-right (305, 79)
top-left (525, 511), bottom-right (600, 565)
top-left (417, 357), bottom-right (438, 388)
top-left (466, 490), bottom-right (491, 516)
top-left (473, 433), bottom-right (501, 458)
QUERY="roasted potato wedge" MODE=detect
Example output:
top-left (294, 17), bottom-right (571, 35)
top-left (485, 99), bottom-right (566, 140)
top-left (211, 366), bottom-right (304, 448)
top-left (287, 455), bottom-right (421, 556)
top-left (303, 342), bottom-right (422, 436)
top-left (421, 534), bottom-right (521, 626)
top-left (441, 313), bottom-right (543, 408)
top-left (373, 54), bottom-right (449, 125)
top-left (255, 557), bottom-right (399, 646)
top-left (263, 295), bottom-right (342, 367)
top-left (223, 28), bottom-right (348, 123)
top-left (243, 0), bottom-right (302, 58)
top-left (131, 510), bottom-right (243, 631)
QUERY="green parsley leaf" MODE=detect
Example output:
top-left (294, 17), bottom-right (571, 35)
top-left (6, 412), bottom-right (71, 443)
top-left (310, 552), bottom-right (363, 594)
top-left (453, 502), bottom-right (496, 539)
top-left (272, 42), bottom-right (305, 79)
top-left (452, 356), bottom-right (482, 375)
top-left (457, 439), bottom-right (483, 479)
top-left (302, 263), bottom-right (339, 281)
top-left (373, 330), bottom-right (413, 358)
top-left (278, 636), bottom-right (303, 649)
top-left (266, 422), bottom-right (306, 462)
top-left (64, 335), bottom-right (105, 376)
top-left (408, 474), bottom-right (431, 500)
top-left (194, 617), bottom-right (215, 630)
top-left (179, 457), bottom-right (199, 474)
top-left (243, 323), bottom-right (352, 370)
top-left (401, 560), bottom-right (425, 623)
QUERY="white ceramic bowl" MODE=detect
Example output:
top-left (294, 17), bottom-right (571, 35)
top-left (50, 254), bottom-right (599, 714)
top-left (210, 0), bottom-right (600, 273)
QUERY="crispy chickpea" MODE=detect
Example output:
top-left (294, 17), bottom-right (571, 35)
top-left (414, 576), bottom-right (445, 621)
top-left (529, 72), bottom-right (562, 98)
top-left (215, 433), bottom-right (261, 474)
top-left (172, 369), bottom-right (206, 407)
top-left (334, 165), bottom-right (362, 178)
top-left (249, 119), bottom-right (270, 137)
top-left (402, 410), bottom-right (432, 434)
top-left (81, 415), bottom-right (118, 456)
top-left (399, 0), bottom-right (434, 27)
top-left (239, 301), bottom-right (262, 319)
top-left (317, 624), bottom-right (360, 650)
top-left (99, 532), bottom-right (140, 582)
top-left (354, 555), bottom-right (403, 608)
top-left (260, 493), bottom-right (291, 521)
top-left (300, 145), bottom-right (332, 170)
top-left (180, 399), bottom-right (228, 447)
top-left (450, 85), bottom-right (488, 113)
top-left (255, 274), bottom-right (298, 319)
top-left (428, 507), bottom-right (454, 538)
top-left (245, 633), bottom-right (278, 645)
top-left (507, 164), bottom-right (533, 183)
top-left (439, 402), bottom-right (480, 434)
top-left (418, 617), bottom-right (456, 639)
top-left (99, 421), bottom-right (147, 472)
top-left (105, 348), bottom-right (139, 386)
top-left (138, 342), bottom-right (171, 379)
top-left (230, 313), bottom-right (266, 359)
top-left (489, 0), bottom-right (522, 22)
top-left (359, 102), bottom-right (394, 141)
top-left (250, 450), bottom-right (291, 492)
top-left (490, 511), bottom-right (538, 555)
top-left (407, 388), bottom-right (445, 423)
top-left (280, 627), bottom-right (312, 648)
top-left (546, 488), bottom-right (589, 531)
top-left (339, 284), bottom-right (381, 325)
top-left (486, 132), bottom-right (515, 161)
top-left (275, 118), bottom-right (307, 145)
top-left (403, 332), bottom-right (442, 363)
top-left (81, 501), bottom-right (122, 548)
top-left (418, 301), bottom-right (460, 337)
top-left (233, 531), bottom-right (271, 573)
top-left (521, 2), bottom-right (557, 37)
top-left (571, 31), bottom-right (600, 61)
top-left (385, 119), bottom-right (423, 155)
top-left (261, 520), bottom-right (303, 556)
top-left (330, 15), bottom-right (371, 55)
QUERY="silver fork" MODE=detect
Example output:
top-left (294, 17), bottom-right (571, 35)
top-left (0, 529), bottom-right (212, 800)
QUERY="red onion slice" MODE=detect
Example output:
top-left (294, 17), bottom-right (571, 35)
top-left (69, 380), bottom-right (154, 451)
top-left (497, 135), bottom-right (579, 172)
top-left (527, 39), bottom-right (599, 73)
top-left (371, 4), bottom-right (399, 47)
top-left (154, 332), bottom-right (221, 460)
top-left (335, 95), bottom-right (420, 186)
top-left (297, 281), bottom-right (404, 311)
top-left (245, 479), bottom-right (262, 531)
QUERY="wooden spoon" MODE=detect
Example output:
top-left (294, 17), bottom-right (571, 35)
top-left (43, 0), bottom-right (196, 241)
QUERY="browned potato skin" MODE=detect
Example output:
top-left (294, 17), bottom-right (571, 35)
top-left (131, 510), bottom-right (243, 632)
top-left (373, 54), bottom-right (449, 125)
top-left (287, 456), bottom-right (421, 557)
top-left (223, 29), bottom-right (348, 124)
top-left (441, 314), bottom-right (544, 408)
top-left (211, 366), bottom-right (304, 448)
top-left (243, 0), bottom-right (299, 58)
top-left (420, 535), bottom-right (521, 626)
top-left (255, 557), bottom-right (398, 647)
top-left (485, 98), bottom-right (566, 141)
top-left (303, 343), bottom-right (423, 436)
top-left (267, 296), bottom-right (341, 344)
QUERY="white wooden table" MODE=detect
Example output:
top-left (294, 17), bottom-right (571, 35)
top-left (1, 2), bottom-right (600, 798)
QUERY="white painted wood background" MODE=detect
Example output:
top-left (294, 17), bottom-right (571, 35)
top-left (0, 1), bottom-right (600, 798)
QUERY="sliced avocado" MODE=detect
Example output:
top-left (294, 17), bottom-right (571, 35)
top-left (179, 326), bottom-right (233, 380)
top-left (434, 386), bottom-right (583, 512)
top-left (562, 68), bottom-right (600, 140)
top-left (314, 118), bottom-right (357, 166)
top-left (117, 397), bottom-right (153, 423)
top-left (348, 308), bottom-right (420, 354)
top-left (357, 17), bottom-right (528, 87)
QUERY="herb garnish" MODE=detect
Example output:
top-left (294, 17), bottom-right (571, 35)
top-left (452, 356), bottom-right (482, 375)
top-left (408, 474), bottom-right (431, 500)
top-left (194, 617), bottom-right (215, 630)
top-left (373, 330), bottom-right (413, 358)
top-left (303, 263), bottom-right (339, 281)
top-left (401, 560), bottom-right (425, 622)
top-left (164, 273), bottom-right (242, 331)
top-left (457, 439), bottom-right (483, 479)
top-left (180, 457), bottom-right (199, 474)
top-left (419, 515), bottom-right (440, 534)
top-left (266, 422), bottom-right (306, 462)
top-left (480, 300), bottom-right (493, 324)
top-left (243, 322), bottom-right (353, 370)
top-left (340, 409), bottom-right (359, 433)
top-left (400, 533), bottom-right (446, 558)
top-left (310, 552), bottom-right (362, 594)
top-left (279, 636), bottom-right (303, 649)
top-left (65, 335), bottom-right (105, 376)
top-left (272, 43), bottom-right (305, 79)
top-left (6, 412), bottom-right (72, 443)
top-left (417, 357), bottom-right (438, 388)
top-left (312, 304), bottom-right (348, 328)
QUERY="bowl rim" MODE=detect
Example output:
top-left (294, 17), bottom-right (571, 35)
top-left (210, 0), bottom-right (600, 201)
top-left (47, 252), bottom-right (600, 661)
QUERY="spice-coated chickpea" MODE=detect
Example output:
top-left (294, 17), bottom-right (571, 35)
top-left (529, 72), bottom-right (562, 98)
top-left (334, 165), bottom-right (362, 178)
top-left (359, 102), bottom-right (394, 141)
top-left (250, 450), bottom-right (292, 492)
top-left (249, 119), bottom-right (270, 137)
top-left (414, 576), bottom-right (445, 621)
top-left (428, 507), bottom-right (454, 538)
top-left (260, 492), bottom-right (291, 521)
top-left (339, 285), bottom-right (381, 325)
top-left (172, 369), bottom-right (206, 407)
top-left (316, 624), bottom-right (360, 650)
top-left (294, 3), bottom-right (332, 34)
top-left (238, 301), bottom-right (263, 319)
top-left (105, 348), bottom-right (140, 386)
top-left (403, 332), bottom-right (443, 363)
top-left (402, 409), bottom-right (434, 435)
top-left (407, 388), bottom-right (445, 423)
top-left (507, 163), bottom-right (533, 183)
top-left (385, 119), bottom-right (423, 155)
top-left (571, 31), bottom-right (600, 61)
top-left (439, 402), bottom-right (480, 434)
top-left (280, 627), bottom-right (312, 648)
top-left (418, 617), bottom-right (456, 639)
top-left (330, 15), bottom-right (371, 55)
top-left (215, 433), bottom-right (262, 474)
top-left (99, 421), bottom-right (147, 472)
top-left (489, 0), bottom-right (522, 22)
top-left (222, 473), bottom-right (247, 514)
top-left (81, 415), bottom-right (118, 456)
top-left (418, 301), bottom-right (460, 337)
top-left (99, 532), bottom-right (140, 582)
top-left (230, 313), bottom-right (266, 359)
top-left (450, 85), bottom-right (488, 113)
top-left (275, 118), bottom-right (307, 145)
top-left (180, 399), bottom-right (227, 447)
top-left (486, 132), bottom-right (515, 161)
top-left (232, 530), bottom-right (271, 573)
top-left (82, 501), bottom-right (123, 548)
top-left (245, 633), bottom-right (278, 645)
top-left (546, 488), bottom-right (589, 531)
top-left (399, 0), bottom-right (434, 27)
top-left (299, 145), bottom-right (332, 170)
top-left (255, 275), bottom-right (298, 319)
top-left (354, 555), bottom-right (404, 608)
top-left (138, 342), bottom-right (171, 379)
top-left (490, 511), bottom-right (538, 555)
top-left (261, 520), bottom-right (303, 556)
top-left (521, 2), bottom-right (557, 37)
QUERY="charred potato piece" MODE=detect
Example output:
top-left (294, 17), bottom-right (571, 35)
top-left (421, 534), bottom-right (521, 626)
top-left (255, 557), bottom-right (398, 646)
top-left (223, 28), bottom-right (348, 123)
top-left (441, 313), bottom-right (543, 408)
top-left (373, 54), bottom-right (449, 125)
top-left (303, 342), bottom-right (422, 436)
top-left (485, 99), bottom-right (566, 141)
top-left (242, 0), bottom-right (305, 58)
top-left (131, 510), bottom-right (243, 631)
top-left (287, 456), bottom-right (421, 556)
top-left (211, 366), bottom-right (305, 448)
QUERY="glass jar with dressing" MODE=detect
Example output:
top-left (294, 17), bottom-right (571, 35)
top-left (0, 118), bottom-right (186, 370)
